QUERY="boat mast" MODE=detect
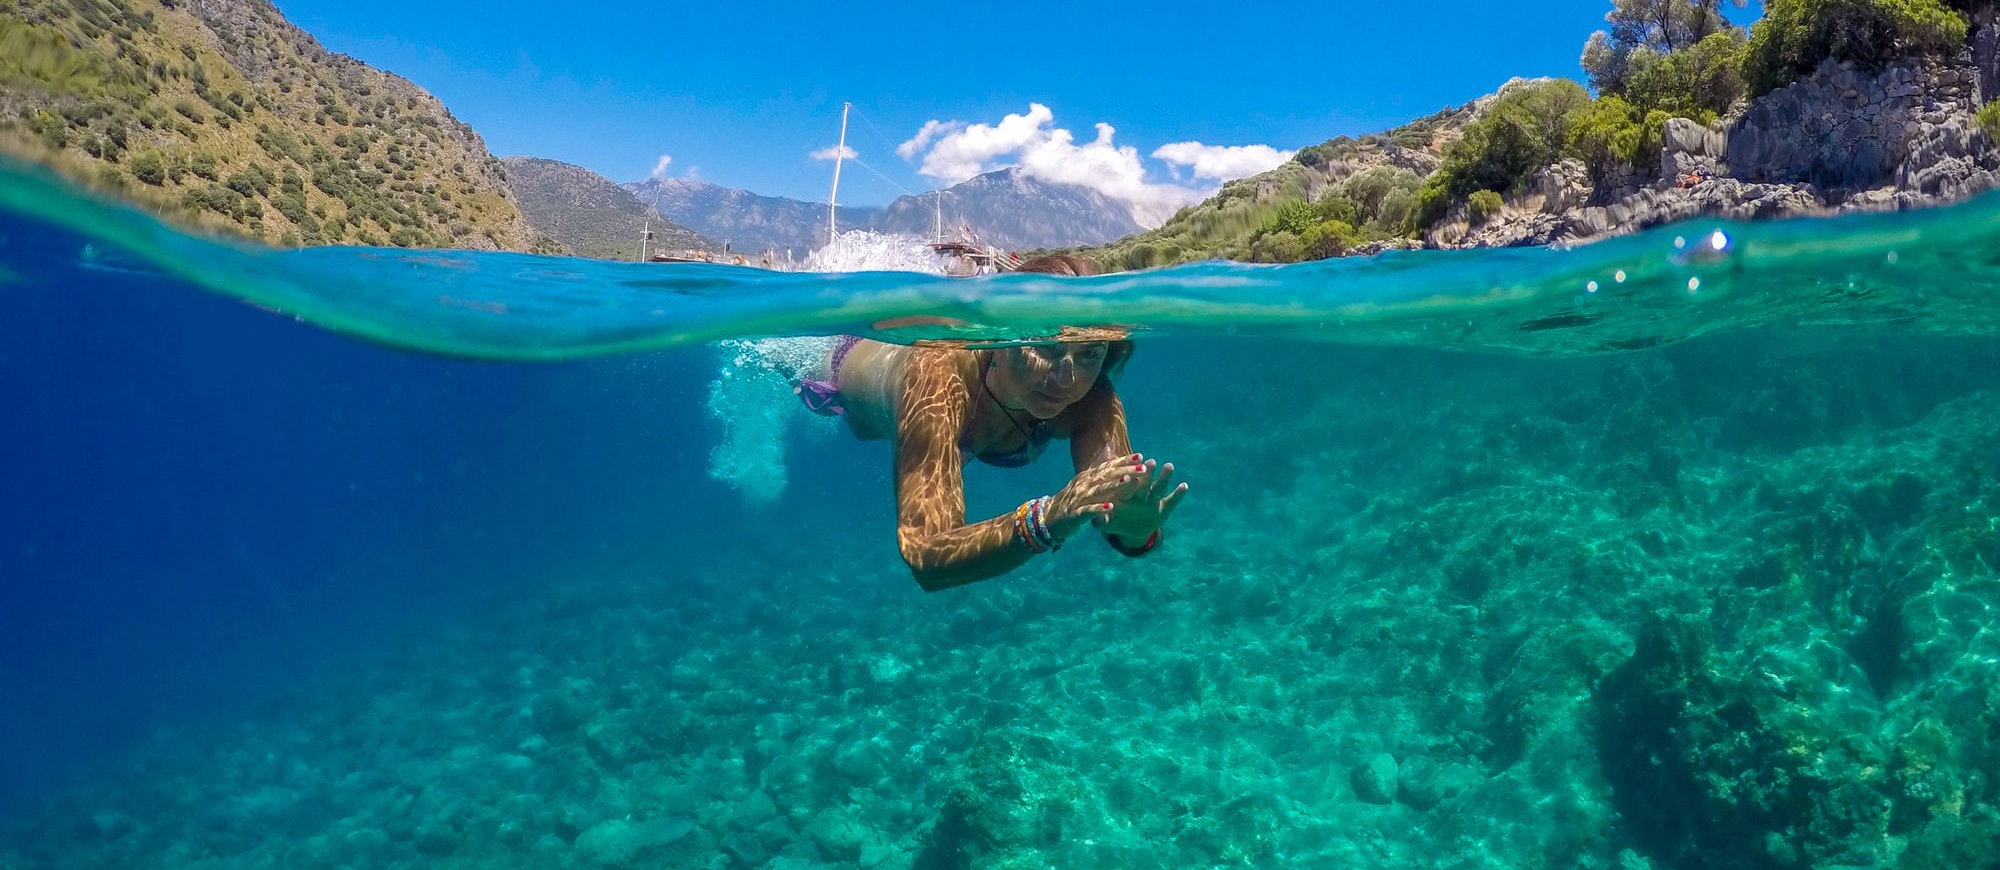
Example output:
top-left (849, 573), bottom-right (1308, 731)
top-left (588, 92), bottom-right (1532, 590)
top-left (828, 101), bottom-right (851, 245)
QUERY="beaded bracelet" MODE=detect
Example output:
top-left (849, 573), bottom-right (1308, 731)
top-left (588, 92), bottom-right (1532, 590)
top-left (1013, 495), bottom-right (1061, 553)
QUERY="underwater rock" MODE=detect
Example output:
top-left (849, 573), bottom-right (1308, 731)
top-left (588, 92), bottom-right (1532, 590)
top-left (1396, 754), bottom-right (1444, 810)
top-left (1350, 753), bottom-right (1399, 805)
top-left (1592, 613), bottom-right (1891, 869)
top-left (572, 817), bottom-right (698, 869)
top-left (529, 679), bottom-right (594, 738)
top-left (411, 821), bottom-right (460, 857)
top-left (918, 730), bottom-right (1092, 866)
top-left (803, 807), bottom-right (879, 864)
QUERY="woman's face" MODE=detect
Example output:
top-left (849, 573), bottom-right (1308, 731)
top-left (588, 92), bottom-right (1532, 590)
top-left (991, 342), bottom-right (1108, 419)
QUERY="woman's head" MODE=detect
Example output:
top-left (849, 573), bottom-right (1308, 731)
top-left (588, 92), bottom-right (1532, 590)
top-left (981, 254), bottom-right (1135, 417)
top-left (984, 335), bottom-right (1135, 420)
top-left (986, 341), bottom-right (1112, 419)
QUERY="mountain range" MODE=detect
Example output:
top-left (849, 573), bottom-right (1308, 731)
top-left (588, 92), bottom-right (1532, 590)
top-left (499, 157), bottom-right (711, 260)
top-left (624, 168), bottom-right (1145, 256)
top-left (623, 176), bottom-right (863, 257)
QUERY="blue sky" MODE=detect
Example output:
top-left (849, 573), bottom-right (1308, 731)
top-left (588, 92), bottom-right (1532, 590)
top-left (272, 0), bottom-right (1764, 214)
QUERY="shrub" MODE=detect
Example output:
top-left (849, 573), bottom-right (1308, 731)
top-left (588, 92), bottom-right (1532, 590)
top-left (182, 183), bottom-right (241, 216)
top-left (1418, 79), bottom-right (1592, 227)
top-left (1566, 96), bottom-right (1673, 178)
top-left (1372, 187), bottom-right (1419, 237)
top-left (1263, 200), bottom-right (1319, 239)
top-left (130, 150), bottom-right (166, 185)
top-left (1976, 99), bottom-right (2000, 140)
top-left (1343, 165), bottom-right (1422, 216)
top-left (1312, 192), bottom-right (1361, 228)
top-left (1745, 0), bottom-right (1968, 95)
top-left (272, 191), bottom-right (314, 229)
top-left (1467, 190), bottom-right (1505, 225)
top-left (1620, 30), bottom-right (1750, 118)
top-left (1300, 219), bottom-right (1365, 258)
top-left (225, 170), bottom-right (262, 197)
top-left (1248, 230), bottom-right (1305, 263)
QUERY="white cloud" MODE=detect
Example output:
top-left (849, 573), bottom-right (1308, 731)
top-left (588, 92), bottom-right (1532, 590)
top-left (651, 154), bottom-right (673, 178)
top-left (896, 119), bottom-right (960, 160)
top-left (1151, 142), bottom-right (1294, 182)
top-left (898, 103), bottom-right (1291, 228)
top-left (908, 104), bottom-right (1057, 185)
top-left (810, 144), bottom-right (858, 161)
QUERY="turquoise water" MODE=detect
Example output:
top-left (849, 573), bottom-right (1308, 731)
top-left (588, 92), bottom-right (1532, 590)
top-left (3, 156), bottom-right (2000, 868)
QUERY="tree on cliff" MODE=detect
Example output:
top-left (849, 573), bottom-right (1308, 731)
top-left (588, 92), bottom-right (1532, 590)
top-left (1583, 0), bottom-right (1751, 117)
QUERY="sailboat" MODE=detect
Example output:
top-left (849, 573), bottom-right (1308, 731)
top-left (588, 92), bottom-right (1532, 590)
top-left (823, 102), bottom-right (1017, 275)
top-left (925, 190), bottom-right (1017, 275)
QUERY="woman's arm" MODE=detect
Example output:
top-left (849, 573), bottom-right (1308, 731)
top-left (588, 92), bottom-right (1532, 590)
top-left (892, 350), bottom-right (1034, 591)
top-left (1064, 382), bottom-right (1183, 555)
top-left (1064, 380), bottom-right (1133, 470)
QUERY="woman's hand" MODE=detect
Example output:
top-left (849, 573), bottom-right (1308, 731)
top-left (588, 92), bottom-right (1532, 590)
top-left (1047, 453), bottom-right (1158, 540)
top-left (1100, 457), bottom-right (1187, 540)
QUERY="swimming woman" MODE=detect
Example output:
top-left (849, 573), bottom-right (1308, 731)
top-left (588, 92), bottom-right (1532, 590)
top-left (796, 255), bottom-right (1189, 591)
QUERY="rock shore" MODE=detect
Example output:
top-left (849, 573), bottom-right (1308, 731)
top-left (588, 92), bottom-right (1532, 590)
top-left (1431, 59), bottom-right (2000, 250)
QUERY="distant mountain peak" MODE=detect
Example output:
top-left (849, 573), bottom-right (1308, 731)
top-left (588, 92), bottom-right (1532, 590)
top-left (501, 158), bottom-right (710, 260)
top-left (622, 168), bottom-right (1141, 254)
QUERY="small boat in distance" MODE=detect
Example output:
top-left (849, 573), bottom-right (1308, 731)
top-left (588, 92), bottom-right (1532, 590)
top-left (928, 231), bottom-right (1018, 276)
top-left (925, 193), bottom-right (1018, 276)
top-left (638, 221), bottom-right (780, 268)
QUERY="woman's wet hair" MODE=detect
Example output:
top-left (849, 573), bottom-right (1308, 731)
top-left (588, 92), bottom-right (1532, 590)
top-left (1013, 254), bottom-right (1104, 277)
top-left (1010, 254), bottom-right (1132, 382)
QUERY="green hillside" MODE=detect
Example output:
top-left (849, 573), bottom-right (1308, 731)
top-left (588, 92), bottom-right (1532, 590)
top-left (0, 0), bottom-right (549, 250)
top-left (1074, 108), bottom-right (1465, 269)
top-left (500, 157), bottom-right (714, 261)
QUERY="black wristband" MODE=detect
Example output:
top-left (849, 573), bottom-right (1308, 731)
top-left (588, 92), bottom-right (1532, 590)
top-left (1106, 529), bottom-right (1161, 557)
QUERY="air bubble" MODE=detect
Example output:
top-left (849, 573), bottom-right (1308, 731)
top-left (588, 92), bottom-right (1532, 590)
top-left (1614, 270), bottom-right (1627, 283)
top-left (1687, 277), bottom-right (1701, 293)
top-left (1586, 280), bottom-right (1599, 293)
top-left (1708, 230), bottom-right (1729, 251)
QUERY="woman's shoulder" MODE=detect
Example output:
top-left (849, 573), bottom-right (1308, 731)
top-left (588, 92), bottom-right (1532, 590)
top-left (901, 344), bottom-right (979, 385)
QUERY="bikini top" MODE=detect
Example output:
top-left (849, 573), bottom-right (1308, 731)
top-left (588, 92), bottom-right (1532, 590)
top-left (962, 418), bottom-right (1053, 468)
top-left (961, 366), bottom-right (1054, 468)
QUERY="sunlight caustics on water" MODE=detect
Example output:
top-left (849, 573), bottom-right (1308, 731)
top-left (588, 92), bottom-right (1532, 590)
top-left (4, 157), bottom-right (2000, 869)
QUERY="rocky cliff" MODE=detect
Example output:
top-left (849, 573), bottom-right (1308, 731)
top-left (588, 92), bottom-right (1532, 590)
top-left (1433, 58), bottom-right (2000, 250)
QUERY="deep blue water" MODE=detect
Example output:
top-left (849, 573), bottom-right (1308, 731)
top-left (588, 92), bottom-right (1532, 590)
top-left (0, 220), bottom-right (723, 803)
top-left (6, 159), bottom-right (2000, 868)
